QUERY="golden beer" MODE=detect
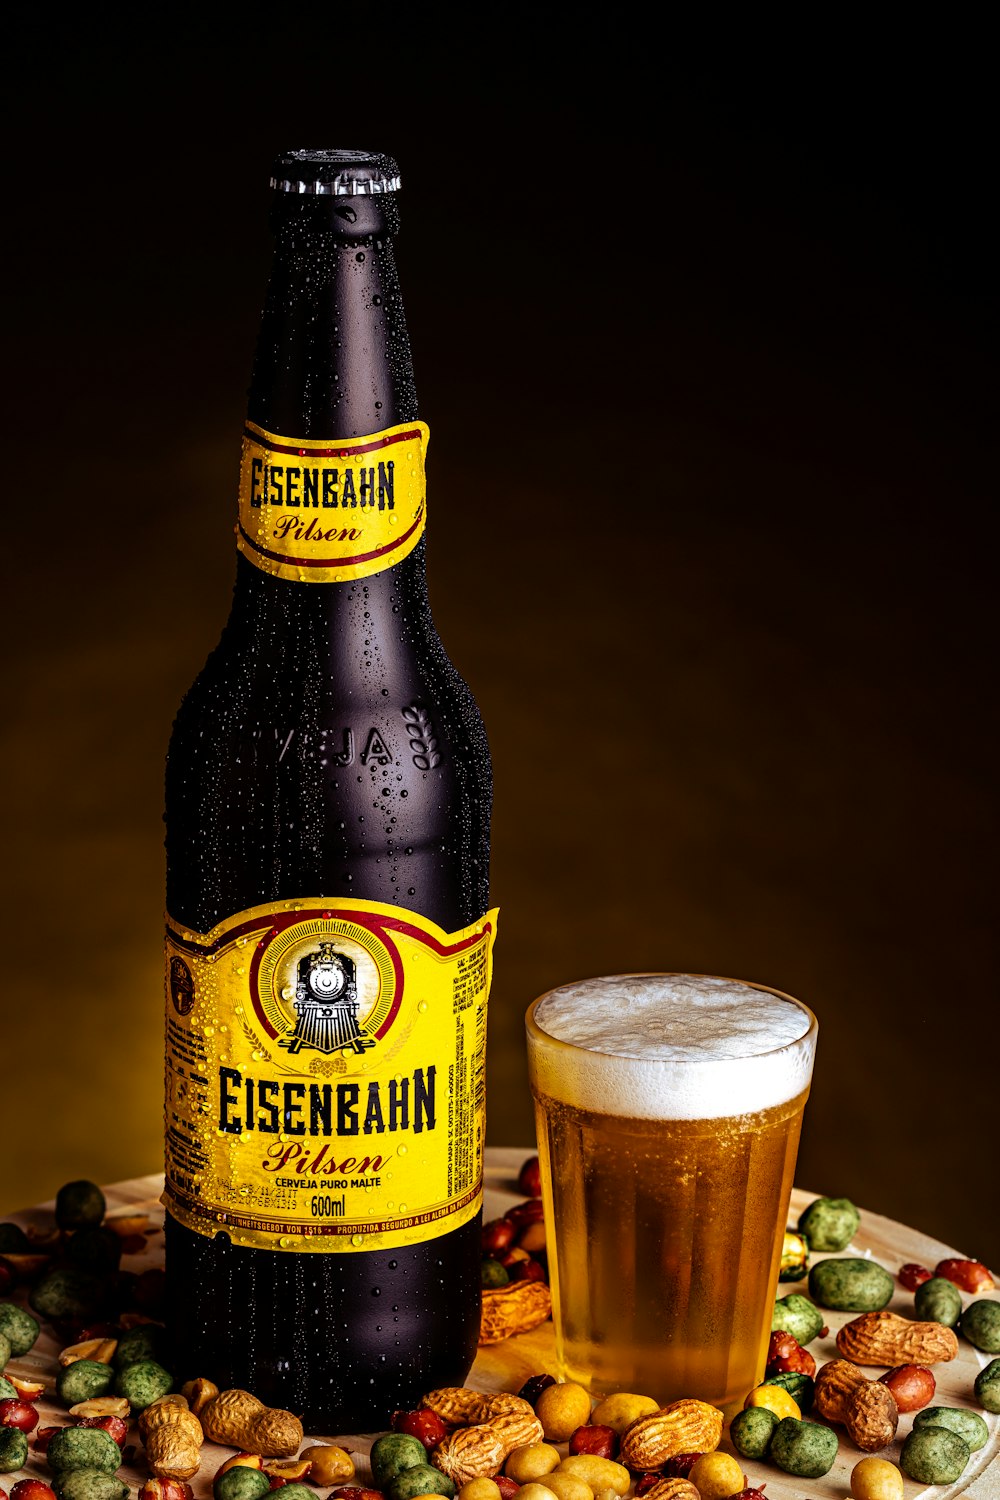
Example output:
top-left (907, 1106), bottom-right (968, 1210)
top-left (526, 974), bottom-right (817, 1412)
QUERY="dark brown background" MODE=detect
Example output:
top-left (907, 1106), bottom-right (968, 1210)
top-left (2, 16), bottom-right (996, 1263)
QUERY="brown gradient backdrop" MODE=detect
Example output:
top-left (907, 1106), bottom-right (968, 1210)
top-left (2, 19), bottom-right (997, 1262)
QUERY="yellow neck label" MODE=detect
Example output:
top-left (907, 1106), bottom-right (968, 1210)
top-left (164, 896), bottom-right (497, 1252)
top-left (236, 420), bottom-right (429, 582)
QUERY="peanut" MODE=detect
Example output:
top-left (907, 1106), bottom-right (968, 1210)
top-left (480, 1282), bottom-right (552, 1344)
top-left (263, 1461), bottom-right (314, 1483)
top-left (814, 1360), bottom-right (870, 1424)
top-left (7, 1378), bottom-right (46, 1402)
top-left (568, 1427), bottom-right (616, 1460)
top-left (139, 1395), bottom-right (204, 1480)
top-left (139, 1482), bottom-right (194, 1500)
top-left (68, 1398), bottom-right (131, 1419)
top-left (619, 1401), bottom-right (722, 1470)
top-left (641, 1483), bottom-right (699, 1500)
top-left (844, 1382), bottom-right (898, 1452)
top-left (215, 1455), bottom-right (263, 1478)
top-left (422, 1389), bottom-right (535, 1425)
top-left (935, 1258), bottom-right (995, 1293)
top-left (201, 1389), bottom-right (303, 1458)
top-left (59, 1339), bottom-right (118, 1368)
top-left (877, 1364), bottom-right (935, 1412)
top-left (836, 1310), bottom-right (959, 1366)
top-left (433, 1410), bottom-right (543, 1487)
top-left (181, 1379), bottom-right (219, 1418)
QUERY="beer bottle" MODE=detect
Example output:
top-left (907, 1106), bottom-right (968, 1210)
top-left (163, 149), bottom-right (496, 1429)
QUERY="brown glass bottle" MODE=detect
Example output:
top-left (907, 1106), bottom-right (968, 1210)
top-left (164, 150), bottom-right (493, 1430)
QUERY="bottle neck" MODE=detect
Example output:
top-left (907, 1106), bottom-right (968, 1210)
top-left (233, 198), bottom-right (428, 596)
top-left (248, 206), bottom-right (417, 439)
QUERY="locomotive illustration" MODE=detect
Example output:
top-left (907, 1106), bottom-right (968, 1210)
top-left (280, 941), bottom-right (375, 1055)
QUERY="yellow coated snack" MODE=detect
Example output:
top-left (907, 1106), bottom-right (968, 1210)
top-left (743, 1383), bottom-right (801, 1421)
top-left (688, 1452), bottom-right (745, 1499)
top-left (505, 1445), bottom-right (562, 1484)
top-left (554, 1457), bottom-right (630, 1496)
top-left (535, 1382), bottom-right (593, 1441)
top-left (543, 1474), bottom-right (594, 1500)
top-left (589, 1393), bottom-right (659, 1435)
top-left (301, 1446), bottom-right (355, 1485)
top-left (851, 1457), bottom-right (905, 1500)
top-left (458, 1483), bottom-right (502, 1500)
top-left (515, 1486), bottom-right (560, 1500)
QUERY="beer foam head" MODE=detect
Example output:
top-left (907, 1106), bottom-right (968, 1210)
top-left (527, 974), bottom-right (816, 1119)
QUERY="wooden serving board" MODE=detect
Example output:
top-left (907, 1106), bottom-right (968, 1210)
top-left (4, 1151), bottom-right (997, 1500)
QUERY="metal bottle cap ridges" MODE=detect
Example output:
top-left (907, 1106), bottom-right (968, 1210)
top-left (270, 147), bottom-right (401, 196)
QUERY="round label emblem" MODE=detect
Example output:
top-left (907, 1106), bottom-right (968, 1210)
top-left (249, 914), bottom-right (401, 1060)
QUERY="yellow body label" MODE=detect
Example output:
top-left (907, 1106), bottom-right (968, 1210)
top-left (164, 897), bottom-right (497, 1252)
top-left (236, 420), bottom-right (429, 582)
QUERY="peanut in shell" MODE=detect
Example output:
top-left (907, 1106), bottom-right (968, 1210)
top-left (619, 1400), bottom-right (722, 1469)
top-left (836, 1310), bottom-right (959, 1366)
top-left (814, 1360), bottom-right (870, 1423)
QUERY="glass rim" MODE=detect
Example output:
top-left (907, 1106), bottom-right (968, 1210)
top-left (525, 970), bottom-right (818, 1068)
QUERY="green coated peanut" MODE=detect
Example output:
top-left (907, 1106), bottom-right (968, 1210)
top-left (57, 1359), bottom-right (116, 1407)
top-left (914, 1276), bottom-right (963, 1328)
top-left (55, 1181), bottom-right (107, 1230)
top-left (370, 1433), bottom-right (430, 1488)
top-left (771, 1292), bottom-right (825, 1345)
top-left (387, 1465), bottom-right (457, 1500)
top-left (901, 1426), bottom-right (970, 1485)
top-left (974, 1357), bottom-right (1000, 1413)
top-left (0, 1301), bottom-right (40, 1356)
top-left (912, 1405), bottom-right (988, 1451)
top-left (769, 1416), bottom-right (839, 1478)
top-left (960, 1299), bottom-right (1000, 1353)
top-left (30, 1268), bottom-right (106, 1323)
top-left (796, 1196), bottom-right (860, 1252)
top-left (47, 1426), bottom-right (122, 1476)
top-left (113, 1323), bottom-right (167, 1369)
top-left (213, 1470), bottom-right (271, 1500)
top-left (761, 1370), bottom-right (815, 1412)
top-left (729, 1405), bottom-right (779, 1459)
top-left (113, 1357), bottom-right (173, 1411)
top-left (0, 1429), bottom-right (29, 1473)
top-left (809, 1256), bottom-right (894, 1312)
top-left (54, 1475), bottom-right (129, 1500)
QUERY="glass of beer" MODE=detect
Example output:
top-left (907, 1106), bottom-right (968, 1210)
top-left (526, 973), bottom-right (817, 1412)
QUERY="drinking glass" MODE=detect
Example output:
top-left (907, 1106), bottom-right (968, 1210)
top-left (526, 972), bottom-right (817, 1411)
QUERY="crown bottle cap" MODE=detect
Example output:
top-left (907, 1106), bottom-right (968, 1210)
top-left (270, 148), bottom-right (401, 197)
